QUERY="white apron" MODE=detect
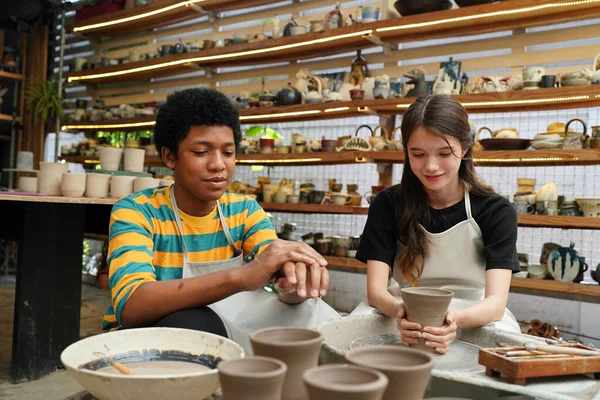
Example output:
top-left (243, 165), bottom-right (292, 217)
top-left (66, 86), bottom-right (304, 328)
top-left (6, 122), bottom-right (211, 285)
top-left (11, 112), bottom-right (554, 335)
top-left (170, 189), bottom-right (341, 354)
top-left (351, 189), bottom-right (520, 332)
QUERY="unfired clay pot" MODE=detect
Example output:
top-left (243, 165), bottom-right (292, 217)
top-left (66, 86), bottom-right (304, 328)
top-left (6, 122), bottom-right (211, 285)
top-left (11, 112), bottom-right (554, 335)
top-left (302, 364), bottom-right (388, 400)
top-left (218, 356), bottom-right (287, 400)
top-left (85, 173), bottom-right (111, 198)
top-left (110, 175), bottom-right (136, 198)
top-left (250, 327), bottom-right (323, 400)
top-left (400, 287), bottom-right (453, 353)
top-left (61, 172), bottom-right (86, 197)
top-left (98, 146), bottom-right (123, 171)
top-left (133, 177), bottom-right (160, 192)
top-left (19, 176), bottom-right (38, 193)
top-left (124, 148), bottom-right (146, 173)
top-left (345, 345), bottom-right (434, 400)
top-left (38, 161), bottom-right (69, 196)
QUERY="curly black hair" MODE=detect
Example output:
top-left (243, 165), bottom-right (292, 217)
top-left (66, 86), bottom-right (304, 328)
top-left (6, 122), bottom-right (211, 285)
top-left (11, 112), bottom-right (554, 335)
top-left (154, 88), bottom-right (241, 156)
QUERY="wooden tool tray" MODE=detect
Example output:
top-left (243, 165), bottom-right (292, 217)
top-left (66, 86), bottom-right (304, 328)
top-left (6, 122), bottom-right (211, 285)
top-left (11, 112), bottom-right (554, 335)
top-left (479, 344), bottom-right (600, 385)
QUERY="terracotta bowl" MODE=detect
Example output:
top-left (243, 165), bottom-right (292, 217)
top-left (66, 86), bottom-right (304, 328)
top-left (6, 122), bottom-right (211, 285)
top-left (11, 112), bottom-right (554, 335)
top-left (349, 89), bottom-right (365, 101)
top-left (61, 328), bottom-right (244, 400)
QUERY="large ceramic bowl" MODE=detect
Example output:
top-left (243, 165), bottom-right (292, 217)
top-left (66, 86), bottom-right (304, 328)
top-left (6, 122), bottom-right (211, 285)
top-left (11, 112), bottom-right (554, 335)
top-left (61, 328), bottom-right (244, 400)
top-left (574, 198), bottom-right (600, 217)
top-left (394, 0), bottom-right (452, 16)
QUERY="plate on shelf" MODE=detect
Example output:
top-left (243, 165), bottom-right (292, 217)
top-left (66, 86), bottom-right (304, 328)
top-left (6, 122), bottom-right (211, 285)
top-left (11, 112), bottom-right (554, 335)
top-left (479, 138), bottom-right (531, 150)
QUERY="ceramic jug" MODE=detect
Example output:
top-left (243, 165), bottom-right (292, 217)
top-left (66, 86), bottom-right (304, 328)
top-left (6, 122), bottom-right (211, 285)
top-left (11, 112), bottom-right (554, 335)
top-left (562, 118), bottom-right (588, 149)
top-left (547, 242), bottom-right (581, 282)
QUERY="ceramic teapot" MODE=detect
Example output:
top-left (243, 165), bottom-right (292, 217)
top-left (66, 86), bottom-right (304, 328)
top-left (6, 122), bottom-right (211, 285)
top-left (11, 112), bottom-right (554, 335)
top-left (276, 82), bottom-right (303, 106)
top-left (477, 127), bottom-right (519, 139)
top-left (562, 118), bottom-right (588, 149)
top-left (547, 242), bottom-right (581, 282)
top-left (337, 125), bottom-right (372, 151)
top-left (369, 125), bottom-right (390, 151)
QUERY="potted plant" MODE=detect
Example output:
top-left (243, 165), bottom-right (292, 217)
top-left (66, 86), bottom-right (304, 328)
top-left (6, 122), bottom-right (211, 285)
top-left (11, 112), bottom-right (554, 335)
top-left (26, 78), bottom-right (64, 123)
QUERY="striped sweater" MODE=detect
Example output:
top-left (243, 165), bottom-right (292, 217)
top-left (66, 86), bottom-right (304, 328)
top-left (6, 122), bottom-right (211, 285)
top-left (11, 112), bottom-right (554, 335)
top-left (102, 185), bottom-right (276, 331)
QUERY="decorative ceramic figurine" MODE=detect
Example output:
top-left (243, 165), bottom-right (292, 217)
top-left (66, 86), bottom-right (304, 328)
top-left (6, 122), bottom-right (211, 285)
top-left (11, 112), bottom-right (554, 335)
top-left (547, 242), bottom-right (581, 283)
top-left (350, 50), bottom-right (369, 87)
top-left (323, 2), bottom-right (343, 30)
top-left (404, 68), bottom-right (428, 97)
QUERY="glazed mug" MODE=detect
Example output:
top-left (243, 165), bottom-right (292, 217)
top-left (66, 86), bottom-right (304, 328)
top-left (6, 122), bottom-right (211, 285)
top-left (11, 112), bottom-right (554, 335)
top-left (574, 257), bottom-right (589, 283)
top-left (540, 75), bottom-right (557, 88)
top-left (332, 193), bottom-right (351, 206)
top-left (309, 190), bottom-right (325, 204)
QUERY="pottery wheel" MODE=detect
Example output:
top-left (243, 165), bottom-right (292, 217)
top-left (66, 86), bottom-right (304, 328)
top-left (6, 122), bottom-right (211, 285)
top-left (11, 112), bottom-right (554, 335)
top-left (66, 391), bottom-right (223, 400)
top-left (350, 334), bottom-right (483, 372)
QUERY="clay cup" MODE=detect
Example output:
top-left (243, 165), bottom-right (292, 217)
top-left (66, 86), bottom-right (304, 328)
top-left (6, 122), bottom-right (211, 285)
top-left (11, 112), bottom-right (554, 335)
top-left (218, 356), bottom-right (287, 400)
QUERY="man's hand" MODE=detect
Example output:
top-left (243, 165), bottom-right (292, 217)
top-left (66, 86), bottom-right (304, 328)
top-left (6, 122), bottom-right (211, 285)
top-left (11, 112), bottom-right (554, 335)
top-left (236, 239), bottom-right (327, 292)
top-left (274, 261), bottom-right (329, 303)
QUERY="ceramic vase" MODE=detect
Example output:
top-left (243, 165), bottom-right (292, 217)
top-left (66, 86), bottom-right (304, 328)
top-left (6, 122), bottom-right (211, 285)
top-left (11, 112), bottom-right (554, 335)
top-left (302, 364), bottom-right (388, 400)
top-left (250, 327), bottom-right (323, 400)
top-left (61, 172), bottom-right (86, 197)
top-left (18, 176), bottom-right (38, 193)
top-left (38, 162), bottom-right (69, 196)
top-left (98, 147), bottom-right (123, 171)
top-left (400, 287), bottom-right (453, 353)
top-left (345, 346), bottom-right (434, 400)
top-left (133, 177), bottom-right (160, 192)
top-left (85, 173), bottom-right (111, 198)
top-left (123, 148), bottom-right (146, 173)
top-left (110, 175), bottom-right (136, 198)
top-left (218, 356), bottom-right (287, 400)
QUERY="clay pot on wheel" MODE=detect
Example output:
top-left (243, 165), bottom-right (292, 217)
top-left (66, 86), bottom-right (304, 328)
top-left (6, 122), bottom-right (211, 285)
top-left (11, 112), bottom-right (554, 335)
top-left (345, 346), bottom-right (434, 400)
top-left (400, 287), bottom-right (453, 353)
top-left (303, 364), bottom-right (388, 400)
top-left (394, 0), bottom-right (453, 16)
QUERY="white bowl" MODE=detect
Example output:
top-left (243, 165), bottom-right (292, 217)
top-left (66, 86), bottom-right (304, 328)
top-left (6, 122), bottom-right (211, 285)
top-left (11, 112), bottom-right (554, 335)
top-left (61, 327), bottom-right (244, 400)
top-left (575, 198), bottom-right (600, 218)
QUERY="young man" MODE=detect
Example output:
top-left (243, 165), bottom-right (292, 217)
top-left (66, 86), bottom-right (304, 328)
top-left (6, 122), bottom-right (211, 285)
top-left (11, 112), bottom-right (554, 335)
top-left (103, 88), bottom-right (340, 351)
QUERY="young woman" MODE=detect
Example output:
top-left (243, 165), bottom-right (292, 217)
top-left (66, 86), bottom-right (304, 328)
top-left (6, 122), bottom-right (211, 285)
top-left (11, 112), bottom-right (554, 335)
top-left (353, 94), bottom-right (520, 354)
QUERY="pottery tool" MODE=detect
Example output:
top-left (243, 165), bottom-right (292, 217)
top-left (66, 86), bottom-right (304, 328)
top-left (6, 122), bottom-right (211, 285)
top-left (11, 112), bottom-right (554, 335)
top-left (92, 352), bottom-right (134, 375)
top-left (524, 343), bottom-right (600, 356)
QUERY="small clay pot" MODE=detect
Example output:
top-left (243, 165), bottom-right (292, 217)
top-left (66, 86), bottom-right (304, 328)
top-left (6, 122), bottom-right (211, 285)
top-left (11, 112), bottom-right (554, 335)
top-left (218, 356), bottom-right (287, 400)
top-left (251, 327), bottom-right (323, 400)
top-left (315, 239), bottom-right (332, 256)
top-left (345, 346), bottom-right (434, 400)
top-left (349, 89), bottom-right (365, 101)
top-left (303, 364), bottom-right (388, 400)
top-left (333, 246), bottom-right (348, 257)
top-left (400, 287), bottom-right (453, 353)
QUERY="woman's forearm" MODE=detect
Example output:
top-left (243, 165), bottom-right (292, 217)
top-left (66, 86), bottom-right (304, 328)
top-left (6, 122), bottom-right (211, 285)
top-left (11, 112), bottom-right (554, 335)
top-left (454, 294), bottom-right (506, 329)
top-left (368, 289), bottom-right (398, 318)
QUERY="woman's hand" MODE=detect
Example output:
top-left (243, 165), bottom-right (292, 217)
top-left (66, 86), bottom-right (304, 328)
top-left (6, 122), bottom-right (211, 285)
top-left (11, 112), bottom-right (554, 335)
top-left (397, 304), bottom-right (457, 354)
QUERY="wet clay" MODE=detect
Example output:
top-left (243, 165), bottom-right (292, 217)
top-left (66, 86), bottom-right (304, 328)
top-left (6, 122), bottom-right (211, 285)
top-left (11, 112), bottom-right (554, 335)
top-left (345, 345), bottom-right (434, 400)
top-left (218, 356), bottom-right (287, 400)
top-left (96, 361), bottom-right (211, 375)
top-left (250, 327), bottom-right (323, 400)
top-left (303, 364), bottom-right (388, 400)
top-left (400, 287), bottom-right (453, 353)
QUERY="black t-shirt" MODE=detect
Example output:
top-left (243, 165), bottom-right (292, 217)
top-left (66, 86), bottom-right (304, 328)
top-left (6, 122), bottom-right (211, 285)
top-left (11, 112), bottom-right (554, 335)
top-left (356, 185), bottom-right (520, 272)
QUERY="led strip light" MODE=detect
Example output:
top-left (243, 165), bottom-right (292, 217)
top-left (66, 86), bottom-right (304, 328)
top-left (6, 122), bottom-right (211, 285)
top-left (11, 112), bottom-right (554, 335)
top-left (73, 0), bottom-right (207, 33)
top-left (376, 0), bottom-right (600, 33)
top-left (236, 158), bottom-right (323, 164)
top-left (396, 95), bottom-right (595, 109)
top-left (67, 30), bottom-right (373, 82)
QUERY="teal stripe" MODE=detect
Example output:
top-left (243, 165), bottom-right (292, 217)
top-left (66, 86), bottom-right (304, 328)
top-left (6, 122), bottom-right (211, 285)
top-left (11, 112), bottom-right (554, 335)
top-left (245, 238), bottom-right (275, 263)
top-left (153, 224), bottom-right (246, 253)
top-left (108, 261), bottom-right (155, 289)
top-left (114, 284), bottom-right (137, 325)
top-left (154, 266), bottom-right (183, 281)
top-left (221, 197), bottom-right (253, 218)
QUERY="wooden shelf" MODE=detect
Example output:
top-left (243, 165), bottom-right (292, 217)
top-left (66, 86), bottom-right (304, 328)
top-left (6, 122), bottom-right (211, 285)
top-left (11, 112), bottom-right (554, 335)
top-left (518, 215), bottom-right (600, 230)
top-left (324, 256), bottom-right (366, 270)
top-left (260, 203), bottom-right (369, 215)
top-left (61, 148), bottom-right (600, 168)
top-left (510, 277), bottom-right (600, 304)
top-left (0, 114), bottom-right (20, 123)
top-left (64, 0), bottom-right (600, 84)
top-left (69, 0), bottom-right (276, 37)
top-left (62, 86), bottom-right (600, 130)
top-left (0, 70), bottom-right (24, 81)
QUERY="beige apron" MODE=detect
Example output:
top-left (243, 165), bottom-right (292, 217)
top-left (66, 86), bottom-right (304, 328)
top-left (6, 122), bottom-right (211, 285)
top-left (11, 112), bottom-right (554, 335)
top-left (351, 188), bottom-right (520, 332)
top-left (170, 189), bottom-right (341, 354)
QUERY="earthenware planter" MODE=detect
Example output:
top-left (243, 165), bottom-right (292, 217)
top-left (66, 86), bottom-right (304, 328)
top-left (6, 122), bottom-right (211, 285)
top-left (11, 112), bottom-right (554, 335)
top-left (86, 173), bottom-right (112, 198)
top-left (302, 364), bottom-right (388, 400)
top-left (218, 356), bottom-right (287, 400)
top-left (124, 148), bottom-right (146, 173)
top-left (400, 287), bottom-right (453, 353)
top-left (251, 327), bottom-right (323, 400)
top-left (110, 175), bottom-right (136, 198)
top-left (98, 146), bottom-right (123, 171)
top-left (61, 172), bottom-right (86, 198)
top-left (345, 346), bottom-right (434, 400)
top-left (38, 161), bottom-right (69, 196)
top-left (134, 177), bottom-right (160, 192)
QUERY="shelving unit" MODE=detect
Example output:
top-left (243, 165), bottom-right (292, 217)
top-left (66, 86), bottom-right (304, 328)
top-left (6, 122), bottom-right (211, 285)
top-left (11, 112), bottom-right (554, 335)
top-left (0, 71), bottom-right (25, 81)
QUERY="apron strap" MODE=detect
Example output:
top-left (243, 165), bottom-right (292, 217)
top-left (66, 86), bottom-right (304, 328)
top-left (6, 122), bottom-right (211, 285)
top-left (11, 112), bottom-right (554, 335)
top-left (215, 202), bottom-right (243, 257)
top-left (170, 187), bottom-right (190, 264)
top-left (464, 187), bottom-right (473, 220)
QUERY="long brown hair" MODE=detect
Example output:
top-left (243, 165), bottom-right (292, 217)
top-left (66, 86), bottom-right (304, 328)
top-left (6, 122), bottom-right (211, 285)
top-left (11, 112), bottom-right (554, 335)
top-left (395, 94), bottom-right (492, 285)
